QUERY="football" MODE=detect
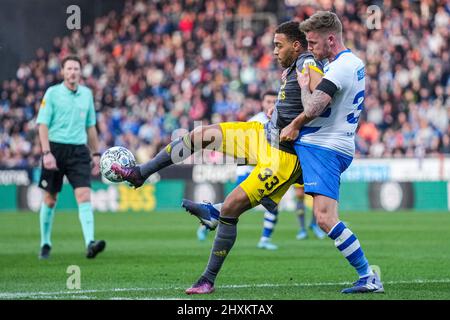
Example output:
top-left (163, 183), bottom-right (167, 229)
top-left (100, 146), bottom-right (136, 182)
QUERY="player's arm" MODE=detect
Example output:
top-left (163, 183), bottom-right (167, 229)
top-left (38, 124), bottom-right (51, 156)
top-left (37, 90), bottom-right (52, 154)
top-left (37, 90), bottom-right (58, 170)
top-left (299, 60), bottom-right (345, 124)
top-left (289, 89), bottom-right (332, 130)
top-left (307, 66), bottom-right (324, 92)
top-left (286, 64), bottom-right (331, 130)
top-left (296, 57), bottom-right (324, 92)
top-left (280, 68), bottom-right (336, 141)
top-left (86, 91), bottom-right (100, 156)
top-left (287, 79), bottom-right (335, 133)
top-left (87, 126), bottom-right (100, 156)
top-left (299, 73), bottom-right (335, 122)
top-left (39, 124), bottom-right (58, 171)
top-left (86, 92), bottom-right (101, 175)
top-left (292, 65), bottom-right (325, 125)
top-left (87, 125), bottom-right (100, 176)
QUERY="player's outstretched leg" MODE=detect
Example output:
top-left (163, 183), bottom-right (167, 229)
top-left (111, 125), bottom-right (222, 188)
top-left (257, 208), bottom-right (279, 250)
top-left (186, 187), bottom-right (250, 295)
top-left (181, 199), bottom-right (220, 230)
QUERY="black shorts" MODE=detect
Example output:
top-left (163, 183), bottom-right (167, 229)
top-left (39, 142), bottom-right (92, 194)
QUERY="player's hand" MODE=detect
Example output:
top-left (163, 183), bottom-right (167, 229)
top-left (91, 155), bottom-right (100, 176)
top-left (297, 66), bottom-right (310, 89)
top-left (266, 105), bottom-right (275, 119)
top-left (280, 123), bottom-right (299, 142)
top-left (43, 153), bottom-right (58, 171)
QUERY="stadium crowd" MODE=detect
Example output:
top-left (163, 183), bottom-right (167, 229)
top-left (0, 0), bottom-right (448, 168)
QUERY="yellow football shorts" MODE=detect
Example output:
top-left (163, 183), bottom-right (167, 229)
top-left (219, 121), bottom-right (302, 210)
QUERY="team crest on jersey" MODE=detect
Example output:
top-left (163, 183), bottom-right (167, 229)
top-left (40, 99), bottom-right (46, 109)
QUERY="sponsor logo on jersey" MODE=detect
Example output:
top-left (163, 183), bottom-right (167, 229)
top-left (357, 67), bottom-right (366, 81)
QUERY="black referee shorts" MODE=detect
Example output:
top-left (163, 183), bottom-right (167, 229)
top-left (39, 142), bottom-right (92, 194)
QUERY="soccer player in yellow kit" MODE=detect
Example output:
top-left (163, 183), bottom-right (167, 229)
top-left (112, 21), bottom-right (323, 294)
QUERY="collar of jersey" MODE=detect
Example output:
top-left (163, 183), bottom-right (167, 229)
top-left (334, 48), bottom-right (351, 61)
top-left (61, 82), bottom-right (80, 95)
top-left (287, 51), bottom-right (313, 74)
top-left (286, 60), bottom-right (297, 74)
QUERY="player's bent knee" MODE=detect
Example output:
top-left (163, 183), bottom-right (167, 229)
top-left (76, 195), bottom-right (91, 204)
top-left (44, 193), bottom-right (57, 208)
top-left (75, 188), bottom-right (91, 204)
top-left (220, 201), bottom-right (240, 218)
top-left (221, 190), bottom-right (251, 218)
top-left (316, 218), bottom-right (330, 234)
top-left (314, 209), bottom-right (333, 233)
top-left (190, 125), bottom-right (222, 150)
top-left (45, 199), bottom-right (57, 208)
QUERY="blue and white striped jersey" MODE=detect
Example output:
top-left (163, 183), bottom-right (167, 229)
top-left (298, 49), bottom-right (365, 157)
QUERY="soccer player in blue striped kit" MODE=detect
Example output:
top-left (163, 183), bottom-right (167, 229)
top-left (280, 11), bottom-right (384, 293)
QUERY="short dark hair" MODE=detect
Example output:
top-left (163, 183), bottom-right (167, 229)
top-left (61, 55), bottom-right (82, 68)
top-left (262, 90), bottom-right (278, 99)
top-left (275, 21), bottom-right (308, 49)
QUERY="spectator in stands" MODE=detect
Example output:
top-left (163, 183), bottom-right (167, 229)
top-left (0, 0), bottom-right (448, 168)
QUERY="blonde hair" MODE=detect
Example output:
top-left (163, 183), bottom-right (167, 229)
top-left (299, 11), bottom-right (343, 36)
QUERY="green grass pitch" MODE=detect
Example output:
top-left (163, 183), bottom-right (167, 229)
top-left (1, 210), bottom-right (450, 300)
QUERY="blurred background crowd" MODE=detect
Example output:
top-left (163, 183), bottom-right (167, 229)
top-left (0, 0), bottom-right (448, 168)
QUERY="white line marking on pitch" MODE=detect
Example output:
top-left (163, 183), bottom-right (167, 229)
top-left (1, 278), bottom-right (450, 299)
